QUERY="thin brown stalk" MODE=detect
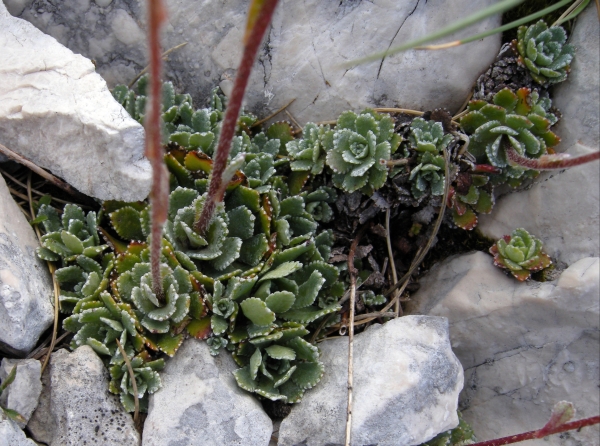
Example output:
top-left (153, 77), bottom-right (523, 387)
top-left (0, 143), bottom-right (89, 201)
top-left (41, 264), bottom-right (59, 375)
top-left (507, 146), bottom-right (600, 170)
top-left (0, 168), bottom-right (82, 207)
top-left (252, 98), bottom-right (296, 127)
top-left (28, 332), bottom-right (70, 360)
top-left (7, 187), bottom-right (30, 203)
top-left (116, 339), bottom-right (139, 423)
top-left (454, 91), bottom-right (473, 117)
top-left (195, 0), bottom-right (280, 234)
top-left (373, 107), bottom-right (424, 116)
top-left (284, 110), bottom-right (302, 131)
top-left (385, 159), bottom-right (409, 167)
top-left (385, 209), bottom-right (401, 317)
top-left (146, 0), bottom-right (169, 300)
top-left (128, 42), bottom-right (188, 88)
top-left (384, 146), bottom-right (451, 299)
top-left (345, 225), bottom-right (367, 446)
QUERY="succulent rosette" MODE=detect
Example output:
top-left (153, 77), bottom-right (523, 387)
top-left (326, 109), bottom-right (401, 194)
top-left (490, 228), bottom-right (552, 281)
top-left (515, 20), bottom-right (575, 85)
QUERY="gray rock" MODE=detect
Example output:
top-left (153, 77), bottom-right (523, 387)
top-left (0, 174), bottom-right (54, 356)
top-left (143, 338), bottom-right (272, 446)
top-left (5, 0), bottom-right (501, 125)
top-left (277, 316), bottom-right (463, 446)
top-left (27, 346), bottom-right (139, 446)
top-left (407, 252), bottom-right (600, 445)
top-left (553, 5), bottom-right (599, 154)
top-left (477, 6), bottom-right (599, 266)
top-left (0, 359), bottom-right (42, 428)
top-left (0, 2), bottom-right (151, 202)
top-left (0, 413), bottom-right (37, 446)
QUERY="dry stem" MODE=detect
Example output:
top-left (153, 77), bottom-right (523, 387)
top-left (116, 339), bottom-right (139, 423)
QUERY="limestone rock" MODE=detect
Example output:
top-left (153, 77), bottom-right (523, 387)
top-left (0, 174), bottom-right (53, 356)
top-left (277, 316), bottom-right (463, 446)
top-left (407, 252), bottom-right (600, 445)
top-left (477, 6), bottom-right (599, 265)
top-left (0, 359), bottom-right (42, 428)
top-left (0, 2), bottom-right (151, 202)
top-left (5, 0), bottom-right (501, 124)
top-left (143, 338), bottom-right (272, 446)
top-left (0, 413), bottom-right (37, 446)
top-left (27, 346), bottom-right (139, 446)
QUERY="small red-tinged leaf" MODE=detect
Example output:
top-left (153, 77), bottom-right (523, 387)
top-left (511, 268), bottom-right (531, 282)
top-left (186, 316), bottom-right (212, 340)
top-left (452, 207), bottom-right (478, 230)
top-left (99, 227), bottom-right (128, 255)
top-left (473, 164), bottom-right (501, 174)
top-left (168, 147), bottom-right (187, 164)
top-left (515, 87), bottom-right (532, 115)
top-left (189, 291), bottom-right (207, 319)
top-left (226, 171), bottom-right (247, 191)
top-left (454, 198), bottom-right (468, 216)
top-left (184, 151), bottom-right (213, 173)
top-left (144, 336), bottom-right (159, 352)
top-left (522, 252), bottom-right (552, 272)
top-left (289, 171), bottom-right (310, 196)
top-left (446, 186), bottom-right (456, 208)
top-left (165, 153), bottom-right (194, 188)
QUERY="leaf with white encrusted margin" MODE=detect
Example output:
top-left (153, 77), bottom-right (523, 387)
top-left (265, 345), bottom-right (296, 361)
top-left (265, 291), bottom-right (296, 313)
top-left (259, 261), bottom-right (302, 282)
top-left (211, 314), bottom-right (229, 335)
top-left (211, 237), bottom-right (243, 270)
top-left (291, 362), bottom-right (324, 390)
top-left (287, 337), bottom-right (319, 362)
top-left (227, 206), bottom-right (256, 240)
top-left (240, 298), bottom-right (276, 326)
top-left (233, 366), bottom-right (258, 392)
top-left (110, 207), bottom-right (145, 241)
top-left (278, 380), bottom-right (304, 403)
top-left (279, 305), bottom-right (340, 324)
top-left (292, 270), bottom-right (325, 309)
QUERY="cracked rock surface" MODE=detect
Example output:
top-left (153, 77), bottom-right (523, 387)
top-left (407, 252), bottom-right (600, 445)
top-left (27, 346), bottom-right (140, 446)
top-left (0, 1), bottom-right (150, 201)
top-left (0, 174), bottom-right (53, 356)
top-left (0, 412), bottom-right (37, 446)
top-left (277, 316), bottom-right (463, 446)
top-left (143, 338), bottom-right (273, 446)
top-left (4, 0), bottom-right (501, 125)
top-left (0, 358), bottom-right (42, 428)
top-left (478, 6), bottom-right (599, 265)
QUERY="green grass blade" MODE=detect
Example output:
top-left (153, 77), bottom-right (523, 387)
top-left (553, 0), bottom-right (590, 25)
top-left (343, 0), bottom-right (525, 67)
top-left (420, 0), bottom-right (574, 50)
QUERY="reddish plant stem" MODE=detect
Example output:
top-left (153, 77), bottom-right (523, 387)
top-left (146, 0), bottom-right (168, 299)
top-left (471, 416), bottom-right (600, 446)
top-left (194, 0), bottom-right (279, 234)
top-left (473, 163), bottom-right (502, 174)
top-left (507, 147), bottom-right (600, 170)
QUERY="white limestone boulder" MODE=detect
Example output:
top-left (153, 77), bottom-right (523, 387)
top-left (407, 252), bottom-right (600, 445)
top-left (143, 338), bottom-right (273, 446)
top-left (0, 174), bottom-right (53, 356)
top-left (6, 0), bottom-right (502, 124)
top-left (277, 316), bottom-right (463, 446)
top-left (0, 2), bottom-right (151, 202)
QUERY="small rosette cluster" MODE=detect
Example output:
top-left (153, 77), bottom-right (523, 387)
top-left (490, 228), bottom-right (552, 281)
top-left (460, 87), bottom-right (560, 185)
top-left (515, 20), bottom-right (574, 85)
top-left (447, 172), bottom-right (494, 230)
top-left (207, 241), bottom-right (341, 402)
top-left (326, 109), bottom-right (401, 194)
top-left (407, 118), bottom-right (453, 200)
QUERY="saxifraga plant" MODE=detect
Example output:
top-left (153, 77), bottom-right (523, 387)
top-left (514, 20), bottom-right (575, 85)
top-left (489, 228), bottom-right (552, 281)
